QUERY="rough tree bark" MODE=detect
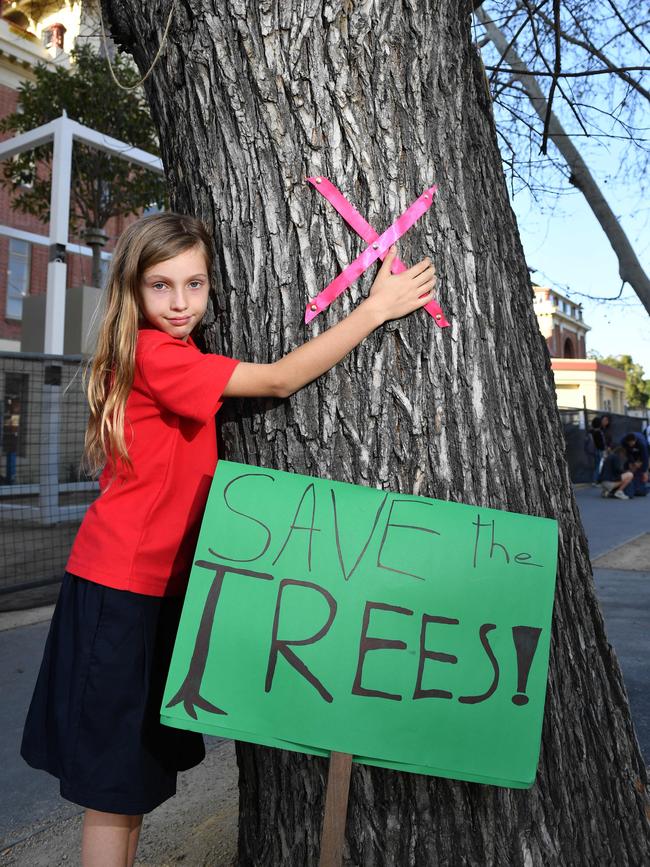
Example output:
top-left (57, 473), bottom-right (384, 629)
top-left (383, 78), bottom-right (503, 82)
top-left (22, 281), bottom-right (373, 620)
top-left (104, 2), bottom-right (649, 864)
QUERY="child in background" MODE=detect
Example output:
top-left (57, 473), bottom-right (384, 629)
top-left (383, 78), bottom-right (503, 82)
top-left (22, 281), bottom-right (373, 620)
top-left (599, 446), bottom-right (633, 500)
top-left (21, 211), bottom-right (436, 867)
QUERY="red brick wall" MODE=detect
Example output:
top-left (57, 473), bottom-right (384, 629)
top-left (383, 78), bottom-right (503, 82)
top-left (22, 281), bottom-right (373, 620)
top-left (549, 323), bottom-right (587, 359)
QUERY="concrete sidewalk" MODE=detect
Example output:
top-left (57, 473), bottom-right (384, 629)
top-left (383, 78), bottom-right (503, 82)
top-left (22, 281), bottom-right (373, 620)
top-left (0, 485), bottom-right (648, 865)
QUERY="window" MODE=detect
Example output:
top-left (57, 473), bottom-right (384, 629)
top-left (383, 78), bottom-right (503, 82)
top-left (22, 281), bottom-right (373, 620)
top-left (41, 23), bottom-right (66, 51)
top-left (3, 10), bottom-right (31, 30)
top-left (6, 238), bottom-right (31, 320)
top-left (563, 337), bottom-right (575, 358)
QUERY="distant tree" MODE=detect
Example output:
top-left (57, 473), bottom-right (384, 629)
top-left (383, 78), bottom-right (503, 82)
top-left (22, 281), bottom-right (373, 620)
top-left (596, 353), bottom-right (650, 407)
top-left (0, 44), bottom-right (167, 286)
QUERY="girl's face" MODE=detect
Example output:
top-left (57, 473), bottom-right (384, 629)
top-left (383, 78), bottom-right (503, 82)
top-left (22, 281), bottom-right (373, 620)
top-left (139, 245), bottom-right (210, 341)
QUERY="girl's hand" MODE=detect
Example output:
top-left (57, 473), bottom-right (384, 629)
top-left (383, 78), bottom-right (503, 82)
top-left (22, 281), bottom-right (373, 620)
top-left (365, 246), bottom-right (437, 324)
top-left (223, 246), bottom-right (438, 399)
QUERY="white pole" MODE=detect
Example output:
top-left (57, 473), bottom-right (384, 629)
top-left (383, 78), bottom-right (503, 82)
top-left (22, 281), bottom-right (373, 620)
top-left (44, 114), bottom-right (72, 355)
top-left (40, 115), bottom-right (72, 524)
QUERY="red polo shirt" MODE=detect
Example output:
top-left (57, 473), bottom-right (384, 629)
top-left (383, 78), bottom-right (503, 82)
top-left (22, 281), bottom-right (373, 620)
top-left (67, 328), bottom-right (239, 597)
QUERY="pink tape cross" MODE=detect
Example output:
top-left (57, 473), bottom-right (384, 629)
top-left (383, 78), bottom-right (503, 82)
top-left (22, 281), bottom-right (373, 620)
top-left (305, 177), bottom-right (449, 327)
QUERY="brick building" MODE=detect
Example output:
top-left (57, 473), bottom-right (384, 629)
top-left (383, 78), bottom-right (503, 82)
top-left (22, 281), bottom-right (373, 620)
top-left (0, 0), bottom-right (132, 352)
top-left (533, 285), bottom-right (627, 412)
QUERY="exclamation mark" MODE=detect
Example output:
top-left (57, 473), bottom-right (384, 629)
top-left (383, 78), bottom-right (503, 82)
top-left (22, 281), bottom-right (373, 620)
top-left (511, 626), bottom-right (542, 706)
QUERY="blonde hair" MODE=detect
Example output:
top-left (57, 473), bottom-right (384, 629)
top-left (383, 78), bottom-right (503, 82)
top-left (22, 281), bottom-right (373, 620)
top-left (83, 212), bottom-right (213, 477)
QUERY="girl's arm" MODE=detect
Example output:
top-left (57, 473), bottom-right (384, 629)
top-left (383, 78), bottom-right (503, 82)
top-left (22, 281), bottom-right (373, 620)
top-left (223, 248), bottom-right (436, 399)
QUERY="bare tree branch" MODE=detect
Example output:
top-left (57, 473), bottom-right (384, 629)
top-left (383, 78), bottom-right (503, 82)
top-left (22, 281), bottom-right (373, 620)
top-left (476, 5), bottom-right (650, 314)
top-left (483, 65), bottom-right (650, 77)
top-left (535, 5), bottom-right (650, 101)
top-left (519, 0), bottom-right (590, 147)
top-left (487, 0), bottom-right (551, 84)
top-left (604, 0), bottom-right (650, 55)
top-left (541, 0), bottom-right (563, 152)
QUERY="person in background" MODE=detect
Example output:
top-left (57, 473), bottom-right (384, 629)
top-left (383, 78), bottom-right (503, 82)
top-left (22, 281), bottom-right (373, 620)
top-left (588, 416), bottom-right (607, 486)
top-left (600, 414), bottom-right (613, 449)
top-left (599, 446), bottom-right (633, 500)
top-left (2, 397), bottom-right (20, 484)
top-left (620, 431), bottom-right (649, 497)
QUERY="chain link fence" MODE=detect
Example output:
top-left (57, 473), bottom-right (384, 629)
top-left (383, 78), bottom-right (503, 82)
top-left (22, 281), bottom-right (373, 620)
top-left (559, 407), bottom-right (649, 484)
top-left (0, 352), bottom-right (99, 595)
top-left (1, 352), bottom-right (648, 596)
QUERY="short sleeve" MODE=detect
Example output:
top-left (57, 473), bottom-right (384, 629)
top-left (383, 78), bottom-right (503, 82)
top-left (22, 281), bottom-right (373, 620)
top-left (137, 333), bottom-right (239, 422)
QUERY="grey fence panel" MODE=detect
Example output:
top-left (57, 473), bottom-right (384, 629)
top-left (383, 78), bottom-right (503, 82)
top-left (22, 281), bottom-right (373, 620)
top-left (1, 352), bottom-right (99, 593)
top-left (1, 351), bottom-right (647, 593)
top-left (559, 408), bottom-right (648, 484)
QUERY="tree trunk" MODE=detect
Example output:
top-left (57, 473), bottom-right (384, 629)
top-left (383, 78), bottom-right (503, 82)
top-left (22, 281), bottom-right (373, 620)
top-left (103, 2), bottom-right (650, 864)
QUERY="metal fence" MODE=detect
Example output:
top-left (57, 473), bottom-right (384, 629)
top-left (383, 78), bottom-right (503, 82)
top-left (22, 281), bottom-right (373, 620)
top-left (1, 351), bottom-right (648, 595)
top-left (0, 352), bottom-right (99, 594)
top-left (559, 407), bottom-right (649, 484)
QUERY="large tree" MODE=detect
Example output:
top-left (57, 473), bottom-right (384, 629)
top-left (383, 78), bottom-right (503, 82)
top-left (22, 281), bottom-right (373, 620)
top-left (103, 2), bottom-right (649, 864)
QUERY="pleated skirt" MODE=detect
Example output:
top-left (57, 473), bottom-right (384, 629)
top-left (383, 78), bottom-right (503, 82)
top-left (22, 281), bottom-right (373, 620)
top-left (21, 572), bottom-right (205, 815)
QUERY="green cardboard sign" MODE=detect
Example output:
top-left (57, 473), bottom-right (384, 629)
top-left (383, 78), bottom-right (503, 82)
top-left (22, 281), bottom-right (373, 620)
top-left (162, 461), bottom-right (558, 789)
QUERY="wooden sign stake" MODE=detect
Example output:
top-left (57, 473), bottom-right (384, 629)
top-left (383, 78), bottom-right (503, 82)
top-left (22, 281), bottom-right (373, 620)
top-left (318, 751), bottom-right (353, 867)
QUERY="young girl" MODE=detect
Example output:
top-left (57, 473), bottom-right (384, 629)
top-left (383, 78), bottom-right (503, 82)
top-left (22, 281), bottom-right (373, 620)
top-left (21, 211), bottom-right (436, 867)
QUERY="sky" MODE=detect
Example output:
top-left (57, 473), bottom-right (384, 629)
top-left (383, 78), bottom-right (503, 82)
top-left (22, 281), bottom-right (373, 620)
top-left (478, 8), bottom-right (650, 376)
top-left (508, 171), bottom-right (650, 375)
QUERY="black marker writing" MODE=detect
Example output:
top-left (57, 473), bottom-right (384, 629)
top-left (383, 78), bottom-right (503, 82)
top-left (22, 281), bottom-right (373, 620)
top-left (331, 488), bottom-right (388, 582)
top-left (265, 578), bottom-right (337, 702)
top-left (272, 483), bottom-right (321, 571)
top-left (376, 499), bottom-right (441, 582)
top-left (458, 623), bottom-right (499, 704)
top-left (352, 601), bottom-right (414, 701)
top-left (413, 615), bottom-right (459, 700)
top-left (209, 473), bottom-right (274, 562)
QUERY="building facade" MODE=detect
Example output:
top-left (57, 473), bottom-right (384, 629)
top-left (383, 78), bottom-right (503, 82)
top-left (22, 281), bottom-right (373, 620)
top-left (0, 0), bottom-right (129, 352)
top-left (533, 285), bottom-right (627, 412)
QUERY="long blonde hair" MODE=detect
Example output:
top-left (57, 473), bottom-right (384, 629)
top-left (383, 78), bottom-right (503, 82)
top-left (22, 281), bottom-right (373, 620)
top-left (84, 212), bottom-right (214, 477)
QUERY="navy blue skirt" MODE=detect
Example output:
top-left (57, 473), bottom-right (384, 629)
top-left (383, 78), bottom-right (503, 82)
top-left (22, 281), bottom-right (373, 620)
top-left (21, 573), bottom-right (205, 815)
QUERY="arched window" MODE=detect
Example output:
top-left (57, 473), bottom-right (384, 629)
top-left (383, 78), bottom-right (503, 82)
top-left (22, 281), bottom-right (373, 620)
top-left (3, 9), bottom-right (30, 29)
top-left (563, 337), bottom-right (575, 358)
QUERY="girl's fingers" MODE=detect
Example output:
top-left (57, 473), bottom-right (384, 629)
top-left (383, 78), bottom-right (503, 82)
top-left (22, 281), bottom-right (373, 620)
top-left (417, 287), bottom-right (436, 305)
top-left (412, 266), bottom-right (436, 288)
top-left (405, 257), bottom-right (432, 278)
top-left (378, 246), bottom-right (398, 274)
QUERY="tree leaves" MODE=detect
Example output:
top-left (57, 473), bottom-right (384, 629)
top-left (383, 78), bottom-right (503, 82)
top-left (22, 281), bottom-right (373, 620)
top-left (0, 44), bottom-right (168, 235)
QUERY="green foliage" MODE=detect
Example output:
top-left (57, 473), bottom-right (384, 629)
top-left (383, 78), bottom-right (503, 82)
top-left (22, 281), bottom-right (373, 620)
top-left (0, 44), bottom-right (167, 235)
top-left (597, 354), bottom-right (650, 408)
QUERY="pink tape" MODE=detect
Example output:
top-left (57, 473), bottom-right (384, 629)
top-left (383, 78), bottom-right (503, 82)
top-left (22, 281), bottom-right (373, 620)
top-left (305, 177), bottom-right (449, 327)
